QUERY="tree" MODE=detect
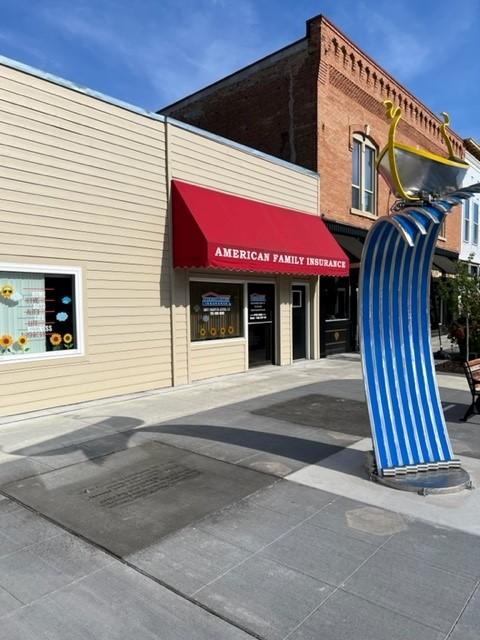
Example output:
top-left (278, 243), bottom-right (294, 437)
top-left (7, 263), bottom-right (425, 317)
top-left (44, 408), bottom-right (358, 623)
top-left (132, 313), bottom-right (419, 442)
top-left (437, 255), bottom-right (480, 360)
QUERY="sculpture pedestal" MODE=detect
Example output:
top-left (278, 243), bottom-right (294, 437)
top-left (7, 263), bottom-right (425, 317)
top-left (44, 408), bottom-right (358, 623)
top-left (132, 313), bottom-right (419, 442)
top-left (366, 452), bottom-right (473, 495)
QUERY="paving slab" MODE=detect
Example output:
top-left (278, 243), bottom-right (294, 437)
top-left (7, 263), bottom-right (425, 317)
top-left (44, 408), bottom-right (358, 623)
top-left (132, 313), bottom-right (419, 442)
top-left (243, 480), bottom-right (335, 521)
top-left (308, 497), bottom-right (408, 544)
top-left (0, 496), bottom-right (21, 515)
top-left (0, 587), bottom-right (22, 618)
top-left (0, 563), bottom-right (254, 640)
top-left (25, 529), bottom-right (114, 580)
top-left (381, 517), bottom-right (480, 579)
top-left (288, 589), bottom-right (444, 640)
top-left (261, 521), bottom-right (378, 586)
top-left (194, 555), bottom-right (332, 640)
top-left (0, 455), bottom-right (54, 485)
top-left (446, 418), bottom-right (480, 459)
top-left (0, 547), bottom-right (79, 603)
top-left (196, 500), bottom-right (300, 552)
top-left (127, 526), bottom-right (251, 595)
top-left (2, 442), bottom-right (274, 557)
top-left (343, 547), bottom-right (476, 632)
top-left (449, 584), bottom-right (480, 640)
top-left (0, 507), bottom-right (62, 548)
top-left (252, 393), bottom-right (371, 436)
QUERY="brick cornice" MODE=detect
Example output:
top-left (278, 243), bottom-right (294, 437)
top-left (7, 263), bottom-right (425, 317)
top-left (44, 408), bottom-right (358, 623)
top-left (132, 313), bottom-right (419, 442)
top-left (308, 14), bottom-right (464, 156)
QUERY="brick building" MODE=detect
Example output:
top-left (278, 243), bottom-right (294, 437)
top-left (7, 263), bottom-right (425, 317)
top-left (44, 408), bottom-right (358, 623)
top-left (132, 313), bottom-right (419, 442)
top-left (161, 14), bottom-right (464, 354)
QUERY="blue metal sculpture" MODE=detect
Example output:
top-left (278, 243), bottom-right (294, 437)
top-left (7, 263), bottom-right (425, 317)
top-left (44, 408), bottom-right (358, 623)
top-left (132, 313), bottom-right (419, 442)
top-left (360, 102), bottom-right (480, 478)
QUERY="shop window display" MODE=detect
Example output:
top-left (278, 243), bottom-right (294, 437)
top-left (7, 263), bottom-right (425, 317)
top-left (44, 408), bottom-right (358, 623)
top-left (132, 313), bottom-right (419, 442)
top-left (0, 268), bottom-right (79, 359)
top-left (190, 282), bottom-right (243, 341)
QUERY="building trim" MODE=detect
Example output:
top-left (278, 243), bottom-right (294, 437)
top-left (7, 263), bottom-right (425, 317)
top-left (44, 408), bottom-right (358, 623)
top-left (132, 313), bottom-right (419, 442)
top-left (324, 219), bottom-right (368, 239)
top-left (311, 15), bottom-right (463, 148)
top-left (0, 54), bottom-right (165, 122)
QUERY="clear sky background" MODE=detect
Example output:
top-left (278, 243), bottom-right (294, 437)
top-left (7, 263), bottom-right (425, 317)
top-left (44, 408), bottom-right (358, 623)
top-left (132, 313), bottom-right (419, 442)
top-left (1, 0), bottom-right (479, 139)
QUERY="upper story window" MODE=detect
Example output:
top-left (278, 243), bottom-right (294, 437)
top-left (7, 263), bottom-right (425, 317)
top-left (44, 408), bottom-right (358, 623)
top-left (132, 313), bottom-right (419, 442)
top-left (352, 134), bottom-right (376, 215)
top-left (473, 203), bottom-right (479, 245)
top-left (464, 200), bottom-right (471, 243)
top-left (439, 219), bottom-right (446, 239)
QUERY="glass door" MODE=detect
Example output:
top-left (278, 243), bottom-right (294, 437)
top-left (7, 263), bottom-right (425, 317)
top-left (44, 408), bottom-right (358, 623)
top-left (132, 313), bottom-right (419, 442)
top-left (292, 285), bottom-right (307, 360)
top-left (247, 283), bottom-right (275, 367)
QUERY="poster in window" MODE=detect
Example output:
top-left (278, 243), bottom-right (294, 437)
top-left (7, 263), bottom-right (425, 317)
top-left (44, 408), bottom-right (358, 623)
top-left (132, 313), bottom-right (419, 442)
top-left (0, 271), bottom-right (77, 357)
top-left (190, 282), bottom-right (243, 341)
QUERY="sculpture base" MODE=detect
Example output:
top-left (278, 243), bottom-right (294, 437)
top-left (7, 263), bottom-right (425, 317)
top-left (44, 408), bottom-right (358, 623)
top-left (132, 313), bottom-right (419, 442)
top-left (366, 452), bottom-right (473, 495)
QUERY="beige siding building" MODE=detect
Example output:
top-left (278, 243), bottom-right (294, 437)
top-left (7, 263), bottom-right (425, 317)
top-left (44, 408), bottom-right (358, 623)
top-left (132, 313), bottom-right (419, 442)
top-left (0, 57), bottom-right (347, 419)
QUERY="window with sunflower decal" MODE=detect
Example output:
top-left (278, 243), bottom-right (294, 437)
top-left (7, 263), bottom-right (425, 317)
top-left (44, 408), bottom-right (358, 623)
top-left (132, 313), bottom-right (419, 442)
top-left (0, 267), bottom-right (81, 359)
top-left (190, 282), bottom-right (243, 342)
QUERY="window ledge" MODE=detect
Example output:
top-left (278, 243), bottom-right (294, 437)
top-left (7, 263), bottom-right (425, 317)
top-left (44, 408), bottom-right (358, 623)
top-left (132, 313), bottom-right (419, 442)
top-left (438, 236), bottom-right (446, 242)
top-left (191, 337), bottom-right (246, 347)
top-left (350, 207), bottom-right (377, 220)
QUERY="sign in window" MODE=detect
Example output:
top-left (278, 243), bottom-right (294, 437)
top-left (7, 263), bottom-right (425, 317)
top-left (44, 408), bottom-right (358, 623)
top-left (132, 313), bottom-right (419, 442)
top-left (0, 268), bottom-right (80, 360)
top-left (190, 281), bottom-right (243, 341)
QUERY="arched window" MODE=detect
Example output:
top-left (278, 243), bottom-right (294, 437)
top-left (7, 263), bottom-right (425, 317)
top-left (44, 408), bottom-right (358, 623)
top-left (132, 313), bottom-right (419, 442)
top-left (352, 134), bottom-right (376, 215)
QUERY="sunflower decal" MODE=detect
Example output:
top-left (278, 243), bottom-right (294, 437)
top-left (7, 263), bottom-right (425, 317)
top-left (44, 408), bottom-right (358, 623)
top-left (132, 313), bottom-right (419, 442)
top-left (209, 327), bottom-right (217, 337)
top-left (199, 327), bottom-right (207, 337)
top-left (16, 335), bottom-right (29, 351)
top-left (49, 333), bottom-right (62, 347)
top-left (0, 334), bottom-right (13, 352)
top-left (220, 327), bottom-right (226, 336)
top-left (227, 326), bottom-right (235, 335)
top-left (63, 333), bottom-right (74, 348)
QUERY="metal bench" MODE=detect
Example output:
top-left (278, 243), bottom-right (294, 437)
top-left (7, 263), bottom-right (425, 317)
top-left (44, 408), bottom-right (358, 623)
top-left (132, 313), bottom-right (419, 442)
top-left (461, 358), bottom-right (480, 421)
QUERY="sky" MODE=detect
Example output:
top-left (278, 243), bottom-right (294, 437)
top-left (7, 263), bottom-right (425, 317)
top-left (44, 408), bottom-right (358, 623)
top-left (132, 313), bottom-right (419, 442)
top-left (0, 0), bottom-right (479, 139)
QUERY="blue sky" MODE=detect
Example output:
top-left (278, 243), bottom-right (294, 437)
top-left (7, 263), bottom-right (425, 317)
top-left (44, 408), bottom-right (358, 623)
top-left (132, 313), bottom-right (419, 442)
top-left (1, 0), bottom-right (479, 139)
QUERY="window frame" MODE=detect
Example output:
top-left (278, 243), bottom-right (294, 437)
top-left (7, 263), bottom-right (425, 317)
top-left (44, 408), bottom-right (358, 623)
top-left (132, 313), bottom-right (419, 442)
top-left (473, 203), bottom-right (479, 246)
top-left (464, 200), bottom-right (471, 243)
top-left (0, 263), bottom-right (84, 364)
top-left (189, 279), bottom-right (246, 343)
top-left (351, 134), bottom-right (377, 217)
top-left (438, 218), bottom-right (447, 240)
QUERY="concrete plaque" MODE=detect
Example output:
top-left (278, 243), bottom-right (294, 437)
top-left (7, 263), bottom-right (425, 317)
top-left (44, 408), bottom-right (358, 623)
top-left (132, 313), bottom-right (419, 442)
top-left (3, 441), bottom-right (273, 557)
top-left (83, 464), bottom-right (201, 509)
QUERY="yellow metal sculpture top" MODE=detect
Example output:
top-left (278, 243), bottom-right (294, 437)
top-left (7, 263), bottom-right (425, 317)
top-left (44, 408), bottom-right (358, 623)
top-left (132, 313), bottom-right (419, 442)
top-left (377, 100), bottom-right (469, 202)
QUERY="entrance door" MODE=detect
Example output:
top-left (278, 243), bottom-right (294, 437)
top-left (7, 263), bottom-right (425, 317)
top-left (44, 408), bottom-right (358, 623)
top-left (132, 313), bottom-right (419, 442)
top-left (292, 285), bottom-right (307, 360)
top-left (248, 283), bottom-right (275, 367)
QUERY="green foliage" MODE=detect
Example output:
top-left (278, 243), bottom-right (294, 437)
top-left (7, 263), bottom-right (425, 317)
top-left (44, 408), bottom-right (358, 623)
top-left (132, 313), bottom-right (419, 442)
top-left (438, 255), bottom-right (480, 358)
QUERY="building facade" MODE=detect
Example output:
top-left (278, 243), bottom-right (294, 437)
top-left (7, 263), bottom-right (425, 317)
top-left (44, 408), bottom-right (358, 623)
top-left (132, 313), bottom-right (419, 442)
top-left (0, 56), bottom-right (349, 419)
top-left (161, 14), bottom-right (464, 353)
top-left (461, 142), bottom-right (480, 273)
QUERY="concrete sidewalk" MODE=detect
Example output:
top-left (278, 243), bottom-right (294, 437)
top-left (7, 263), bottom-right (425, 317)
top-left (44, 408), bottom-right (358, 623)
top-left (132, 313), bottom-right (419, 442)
top-left (1, 357), bottom-right (480, 639)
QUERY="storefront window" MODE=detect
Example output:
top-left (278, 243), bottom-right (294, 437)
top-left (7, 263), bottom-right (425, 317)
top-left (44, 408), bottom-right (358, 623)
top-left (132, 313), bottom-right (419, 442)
top-left (323, 277), bottom-right (350, 320)
top-left (0, 266), bottom-right (81, 360)
top-left (190, 281), bottom-right (243, 341)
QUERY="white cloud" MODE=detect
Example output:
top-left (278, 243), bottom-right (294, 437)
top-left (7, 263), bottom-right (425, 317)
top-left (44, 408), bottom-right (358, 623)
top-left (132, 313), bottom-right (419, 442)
top-left (35, 0), bottom-right (270, 107)
top-left (359, 0), bottom-right (477, 81)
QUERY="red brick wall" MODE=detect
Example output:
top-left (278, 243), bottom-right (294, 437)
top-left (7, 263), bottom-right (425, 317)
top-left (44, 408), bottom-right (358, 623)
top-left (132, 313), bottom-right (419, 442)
top-left (165, 43), bottom-right (319, 171)
top-left (316, 17), bottom-right (462, 252)
top-left (163, 16), bottom-right (462, 254)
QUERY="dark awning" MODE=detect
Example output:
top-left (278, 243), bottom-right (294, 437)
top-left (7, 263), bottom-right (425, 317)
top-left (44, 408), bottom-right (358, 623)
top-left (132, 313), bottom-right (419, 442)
top-left (172, 180), bottom-right (349, 276)
top-left (335, 234), bottom-right (364, 262)
top-left (432, 254), bottom-right (457, 274)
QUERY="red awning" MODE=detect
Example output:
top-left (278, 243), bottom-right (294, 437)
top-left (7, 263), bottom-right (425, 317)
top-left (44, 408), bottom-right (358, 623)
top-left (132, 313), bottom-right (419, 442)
top-left (172, 180), bottom-right (349, 276)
